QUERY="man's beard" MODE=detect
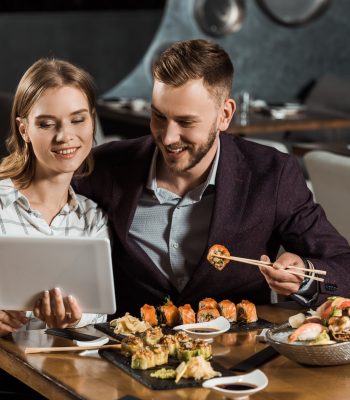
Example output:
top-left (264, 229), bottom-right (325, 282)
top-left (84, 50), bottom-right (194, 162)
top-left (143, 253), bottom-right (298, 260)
top-left (157, 121), bottom-right (218, 174)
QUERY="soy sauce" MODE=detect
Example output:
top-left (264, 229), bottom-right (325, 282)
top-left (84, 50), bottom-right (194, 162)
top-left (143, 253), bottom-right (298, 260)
top-left (217, 383), bottom-right (257, 391)
top-left (188, 327), bottom-right (219, 333)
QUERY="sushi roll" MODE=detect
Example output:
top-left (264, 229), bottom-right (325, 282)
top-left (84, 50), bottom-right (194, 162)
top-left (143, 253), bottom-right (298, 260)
top-left (218, 299), bottom-right (237, 322)
top-left (288, 322), bottom-right (326, 343)
top-left (141, 326), bottom-right (164, 346)
top-left (197, 307), bottom-right (220, 323)
top-left (150, 344), bottom-right (169, 366)
top-left (159, 334), bottom-right (178, 357)
top-left (174, 331), bottom-right (192, 346)
top-left (158, 298), bottom-right (179, 327)
top-left (177, 341), bottom-right (196, 362)
top-left (192, 339), bottom-right (212, 360)
top-left (121, 335), bottom-right (144, 357)
top-left (237, 300), bottom-right (258, 323)
top-left (178, 304), bottom-right (196, 325)
top-left (198, 297), bottom-right (218, 310)
top-left (131, 347), bottom-right (155, 370)
top-left (140, 304), bottom-right (158, 326)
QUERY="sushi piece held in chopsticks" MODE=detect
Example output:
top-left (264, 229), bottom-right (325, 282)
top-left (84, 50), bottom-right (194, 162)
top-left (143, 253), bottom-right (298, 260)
top-left (178, 304), bottom-right (196, 325)
top-left (158, 298), bottom-right (180, 327)
top-left (140, 304), bottom-right (158, 326)
top-left (198, 297), bottom-right (218, 310)
top-left (207, 244), bottom-right (231, 270)
top-left (218, 299), bottom-right (237, 322)
top-left (197, 307), bottom-right (220, 323)
top-left (237, 299), bottom-right (258, 323)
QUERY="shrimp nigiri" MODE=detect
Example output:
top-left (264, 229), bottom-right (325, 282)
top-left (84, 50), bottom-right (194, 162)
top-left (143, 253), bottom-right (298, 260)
top-left (288, 322), bottom-right (326, 343)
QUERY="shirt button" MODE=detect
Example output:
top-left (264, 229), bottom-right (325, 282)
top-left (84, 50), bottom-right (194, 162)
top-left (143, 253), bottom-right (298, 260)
top-left (172, 242), bottom-right (179, 249)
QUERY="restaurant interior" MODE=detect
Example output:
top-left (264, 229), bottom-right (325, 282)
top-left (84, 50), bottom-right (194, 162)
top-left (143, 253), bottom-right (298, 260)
top-left (0, 1), bottom-right (350, 399)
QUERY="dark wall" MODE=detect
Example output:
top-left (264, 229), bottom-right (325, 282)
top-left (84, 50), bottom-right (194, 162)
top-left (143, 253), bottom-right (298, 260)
top-left (0, 10), bottom-right (164, 95)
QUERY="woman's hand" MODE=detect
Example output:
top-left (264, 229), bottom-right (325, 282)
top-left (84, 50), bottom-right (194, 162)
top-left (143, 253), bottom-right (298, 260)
top-left (259, 252), bottom-right (304, 296)
top-left (0, 310), bottom-right (28, 336)
top-left (33, 288), bottom-right (82, 328)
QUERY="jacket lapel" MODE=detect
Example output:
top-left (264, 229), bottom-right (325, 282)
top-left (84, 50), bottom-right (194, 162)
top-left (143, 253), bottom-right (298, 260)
top-left (180, 134), bottom-right (252, 299)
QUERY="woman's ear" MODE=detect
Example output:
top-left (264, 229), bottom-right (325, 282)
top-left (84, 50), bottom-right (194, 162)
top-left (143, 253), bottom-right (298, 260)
top-left (16, 117), bottom-right (30, 142)
top-left (218, 98), bottom-right (236, 132)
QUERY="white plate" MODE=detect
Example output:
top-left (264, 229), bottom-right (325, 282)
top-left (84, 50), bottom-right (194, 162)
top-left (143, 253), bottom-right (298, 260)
top-left (202, 369), bottom-right (268, 399)
top-left (173, 316), bottom-right (230, 341)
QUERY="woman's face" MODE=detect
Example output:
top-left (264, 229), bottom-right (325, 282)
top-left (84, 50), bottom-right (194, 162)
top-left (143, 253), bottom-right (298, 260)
top-left (17, 85), bottom-right (94, 179)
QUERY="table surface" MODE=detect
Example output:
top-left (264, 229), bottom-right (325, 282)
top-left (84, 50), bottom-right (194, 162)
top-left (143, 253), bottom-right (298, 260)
top-left (97, 100), bottom-right (350, 136)
top-left (1, 304), bottom-right (350, 400)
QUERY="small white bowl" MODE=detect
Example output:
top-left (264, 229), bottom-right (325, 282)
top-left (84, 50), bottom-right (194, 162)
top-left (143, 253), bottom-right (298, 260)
top-left (73, 336), bottom-right (109, 347)
top-left (173, 316), bottom-right (230, 341)
top-left (202, 369), bottom-right (268, 400)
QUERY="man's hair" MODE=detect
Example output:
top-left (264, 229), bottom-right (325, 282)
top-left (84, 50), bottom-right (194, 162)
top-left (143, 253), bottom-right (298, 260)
top-left (152, 39), bottom-right (234, 105)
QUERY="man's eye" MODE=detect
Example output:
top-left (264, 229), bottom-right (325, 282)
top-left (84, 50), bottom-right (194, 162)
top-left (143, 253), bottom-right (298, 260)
top-left (179, 121), bottom-right (193, 127)
top-left (153, 112), bottom-right (166, 121)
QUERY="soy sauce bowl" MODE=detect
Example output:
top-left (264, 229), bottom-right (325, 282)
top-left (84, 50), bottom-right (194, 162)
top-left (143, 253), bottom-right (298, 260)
top-left (202, 369), bottom-right (268, 400)
top-left (173, 316), bottom-right (230, 341)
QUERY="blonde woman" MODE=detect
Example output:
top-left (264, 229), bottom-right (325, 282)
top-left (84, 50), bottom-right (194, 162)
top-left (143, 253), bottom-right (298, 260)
top-left (0, 58), bottom-right (109, 336)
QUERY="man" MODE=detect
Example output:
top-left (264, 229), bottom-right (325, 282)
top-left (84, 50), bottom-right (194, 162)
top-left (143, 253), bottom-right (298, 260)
top-left (75, 39), bottom-right (350, 316)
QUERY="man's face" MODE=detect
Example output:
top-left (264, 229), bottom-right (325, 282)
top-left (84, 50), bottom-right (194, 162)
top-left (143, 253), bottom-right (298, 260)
top-left (150, 78), bottom-right (223, 175)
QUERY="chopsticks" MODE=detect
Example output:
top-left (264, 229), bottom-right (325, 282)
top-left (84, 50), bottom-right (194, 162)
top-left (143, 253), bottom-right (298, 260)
top-left (24, 343), bottom-right (121, 354)
top-left (215, 254), bottom-right (325, 282)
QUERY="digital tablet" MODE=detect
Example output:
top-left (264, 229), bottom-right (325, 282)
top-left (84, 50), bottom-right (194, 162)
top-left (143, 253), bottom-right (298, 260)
top-left (0, 236), bottom-right (116, 314)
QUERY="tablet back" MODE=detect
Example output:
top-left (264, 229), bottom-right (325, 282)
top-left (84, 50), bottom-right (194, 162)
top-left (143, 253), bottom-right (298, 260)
top-left (0, 236), bottom-right (116, 314)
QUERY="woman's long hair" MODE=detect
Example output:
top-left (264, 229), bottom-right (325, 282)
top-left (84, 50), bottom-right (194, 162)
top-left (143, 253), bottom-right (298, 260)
top-left (0, 58), bottom-right (96, 189)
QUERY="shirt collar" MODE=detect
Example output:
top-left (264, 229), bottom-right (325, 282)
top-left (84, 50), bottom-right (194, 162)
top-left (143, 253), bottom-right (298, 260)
top-left (146, 139), bottom-right (220, 202)
top-left (0, 178), bottom-right (80, 216)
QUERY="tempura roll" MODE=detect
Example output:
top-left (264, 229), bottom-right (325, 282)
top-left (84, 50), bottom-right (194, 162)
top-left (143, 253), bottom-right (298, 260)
top-left (141, 326), bottom-right (164, 346)
top-left (121, 335), bottom-right (144, 357)
top-left (131, 347), bottom-right (155, 370)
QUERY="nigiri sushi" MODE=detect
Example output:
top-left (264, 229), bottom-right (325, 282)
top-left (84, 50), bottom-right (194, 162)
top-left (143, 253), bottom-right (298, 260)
top-left (197, 307), bottom-right (220, 323)
top-left (178, 304), bottom-right (196, 325)
top-left (237, 300), bottom-right (258, 323)
top-left (140, 304), bottom-right (158, 326)
top-left (158, 298), bottom-right (179, 327)
top-left (198, 297), bottom-right (218, 310)
top-left (288, 322), bottom-right (326, 343)
top-left (218, 299), bottom-right (236, 322)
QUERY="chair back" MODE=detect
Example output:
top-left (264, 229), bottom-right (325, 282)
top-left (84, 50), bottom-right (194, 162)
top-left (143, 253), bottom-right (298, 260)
top-left (304, 150), bottom-right (350, 243)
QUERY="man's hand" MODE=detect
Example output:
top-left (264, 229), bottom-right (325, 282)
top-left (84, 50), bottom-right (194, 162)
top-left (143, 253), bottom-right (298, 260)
top-left (0, 310), bottom-right (27, 337)
top-left (259, 252), bottom-right (304, 296)
top-left (33, 288), bottom-right (82, 328)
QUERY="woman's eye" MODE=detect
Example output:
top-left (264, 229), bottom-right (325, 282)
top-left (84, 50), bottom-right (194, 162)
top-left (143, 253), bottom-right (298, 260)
top-left (72, 118), bottom-right (85, 124)
top-left (39, 122), bottom-right (55, 129)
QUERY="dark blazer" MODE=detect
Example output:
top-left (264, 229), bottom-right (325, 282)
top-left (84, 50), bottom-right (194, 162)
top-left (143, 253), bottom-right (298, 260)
top-left (74, 134), bottom-right (350, 316)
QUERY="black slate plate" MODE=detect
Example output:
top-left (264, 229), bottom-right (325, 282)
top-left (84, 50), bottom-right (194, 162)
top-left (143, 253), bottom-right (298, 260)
top-left (99, 348), bottom-right (231, 390)
top-left (94, 318), bottom-right (274, 340)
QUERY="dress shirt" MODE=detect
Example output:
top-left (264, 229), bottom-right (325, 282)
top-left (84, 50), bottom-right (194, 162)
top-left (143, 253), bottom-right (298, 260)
top-left (129, 142), bottom-right (220, 292)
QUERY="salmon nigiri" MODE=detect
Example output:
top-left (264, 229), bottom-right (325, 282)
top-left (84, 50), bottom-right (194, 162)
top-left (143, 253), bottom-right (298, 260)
top-left (178, 304), bottom-right (196, 325)
top-left (218, 299), bottom-right (237, 322)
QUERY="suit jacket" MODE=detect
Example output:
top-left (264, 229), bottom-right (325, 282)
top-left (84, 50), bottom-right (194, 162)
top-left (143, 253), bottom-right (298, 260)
top-left (74, 134), bottom-right (350, 316)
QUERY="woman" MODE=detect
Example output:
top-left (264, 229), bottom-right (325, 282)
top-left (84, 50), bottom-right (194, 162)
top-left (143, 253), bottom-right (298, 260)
top-left (0, 58), bottom-right (109, 336)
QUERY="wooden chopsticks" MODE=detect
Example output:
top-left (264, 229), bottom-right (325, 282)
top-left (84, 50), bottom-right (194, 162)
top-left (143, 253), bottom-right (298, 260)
top-left (216, 254), bottom-right (325, 282)
top-left (24, 343), bottom-right (121, 354)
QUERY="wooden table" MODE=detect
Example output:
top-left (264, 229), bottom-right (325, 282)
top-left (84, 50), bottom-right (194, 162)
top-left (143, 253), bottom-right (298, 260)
top-left (1, 304), bottom-right (350, 400)
top-left (96, 100), bottom-right (350, 138)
